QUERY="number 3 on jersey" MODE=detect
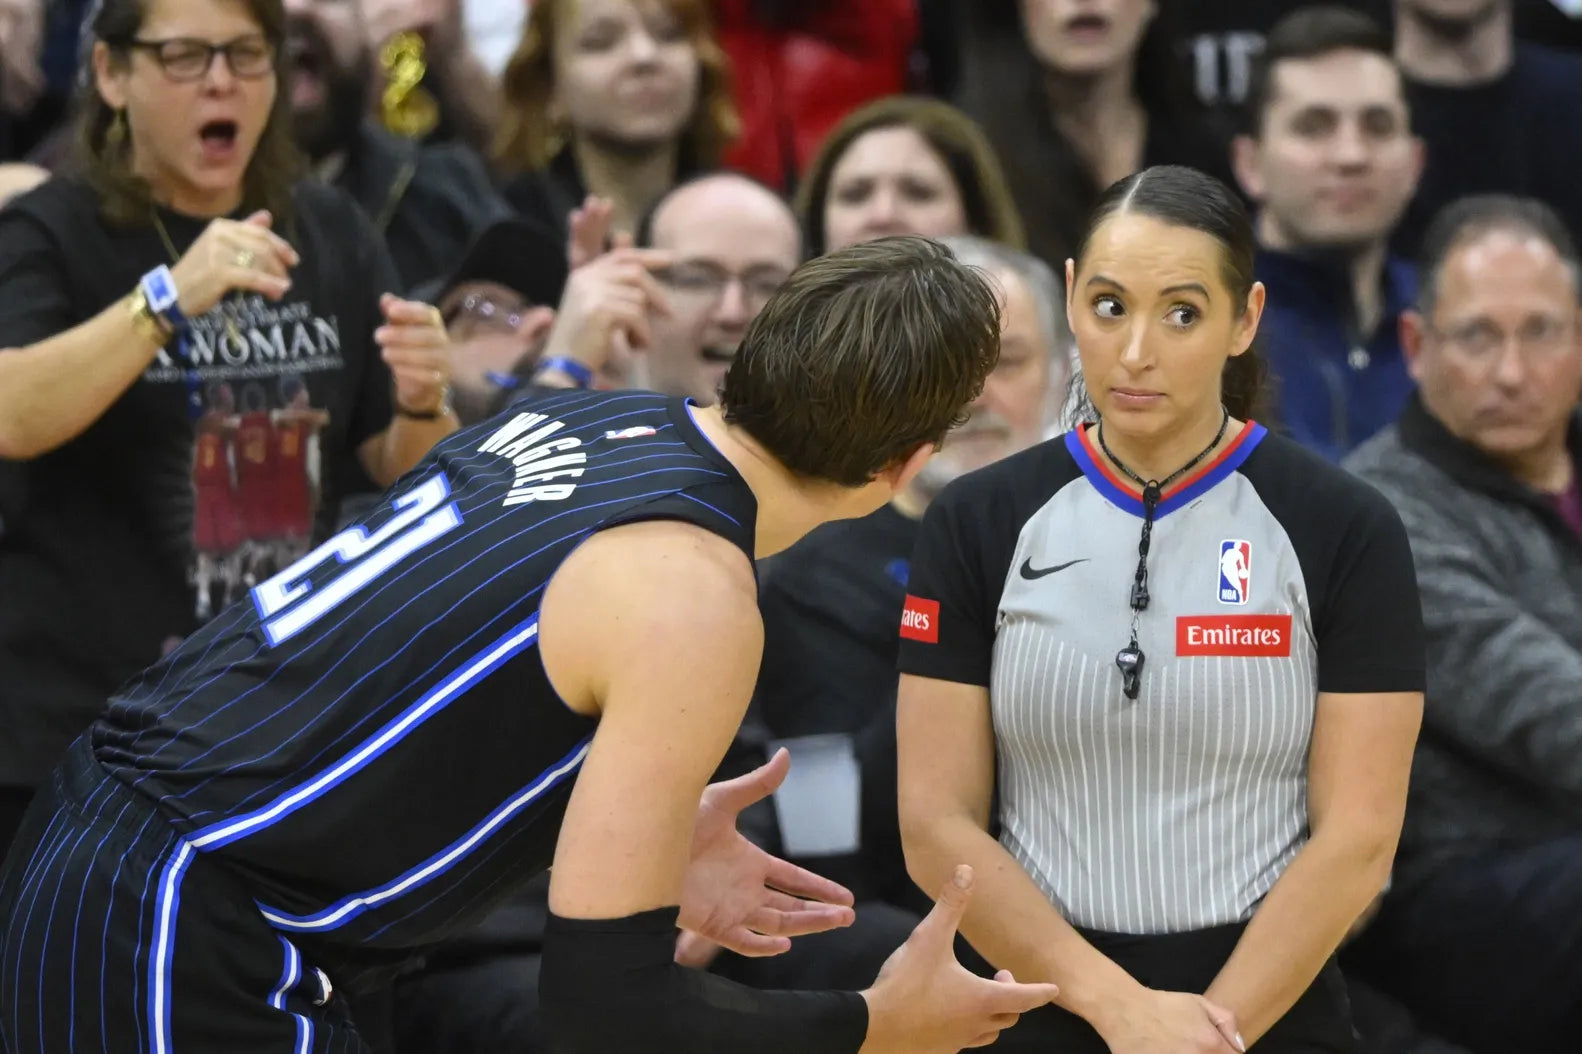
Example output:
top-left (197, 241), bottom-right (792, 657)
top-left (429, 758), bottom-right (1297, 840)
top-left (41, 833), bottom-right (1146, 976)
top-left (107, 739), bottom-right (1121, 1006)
top-left (252, 474), bottom-right (464, 647)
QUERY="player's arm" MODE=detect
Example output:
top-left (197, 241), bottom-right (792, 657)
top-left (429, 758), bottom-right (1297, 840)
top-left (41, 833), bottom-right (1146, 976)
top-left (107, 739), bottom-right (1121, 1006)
top-left (538, 521), bottom-right (1058, 1054)
top-left (538, 521), bottom-right (868, 1052)
top-left (1203, 689), bottom-right (1421, 1044)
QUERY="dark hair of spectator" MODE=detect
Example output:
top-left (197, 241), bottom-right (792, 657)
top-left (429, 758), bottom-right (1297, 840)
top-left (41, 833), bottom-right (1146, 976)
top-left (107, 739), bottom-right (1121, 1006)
top-left (1417, 194), bottom-right (1582, 316)
top-left (951, 0), bottom-right (1199, 265)
top-left (792, 95), bottom-right (1027, 257)
top-left (720, 235), bottom-right (1002, 487)
top-left (1071, 166), bottom-right (1271, 424)
top-left (1242, 6), bottom-right (1399, 136)
top-left (494, 0), bottom-right (740, 177)
top-left (75, 0), bottom-right (299, 227)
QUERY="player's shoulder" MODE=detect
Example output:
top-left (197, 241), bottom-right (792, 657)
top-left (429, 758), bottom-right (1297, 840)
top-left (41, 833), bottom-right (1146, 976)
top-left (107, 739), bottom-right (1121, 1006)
top-left (573, 517), bottom-right (757, 609)
top-left (548, 517), bottom-right (762, 677)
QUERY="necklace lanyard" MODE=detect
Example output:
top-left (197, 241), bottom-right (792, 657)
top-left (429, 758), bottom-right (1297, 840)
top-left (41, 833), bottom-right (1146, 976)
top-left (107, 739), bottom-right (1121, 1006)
top-left (1095, 408), bottom-right (1231, 700)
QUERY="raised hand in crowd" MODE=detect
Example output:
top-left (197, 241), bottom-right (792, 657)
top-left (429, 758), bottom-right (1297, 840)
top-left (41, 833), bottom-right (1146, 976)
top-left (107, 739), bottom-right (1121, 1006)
top-left (859, 867), bottom-right (1063, 1054)
top-left (360, 0), bottom-right (499, 153)
top-left (530, 195), bottom-right (670, 390)
top-left (376, 292), bottom-right (453, 415)
top-left (0, 0), bottom-right (44, 116)
top-left (567, 193), bottom-right (618, 272)
top-left (167, 210), bottom-right (299, 316)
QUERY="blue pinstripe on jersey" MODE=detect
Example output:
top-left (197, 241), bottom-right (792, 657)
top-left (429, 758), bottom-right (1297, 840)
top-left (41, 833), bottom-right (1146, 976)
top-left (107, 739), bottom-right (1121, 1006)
top-left (83, 390), bottom-right (755, 966)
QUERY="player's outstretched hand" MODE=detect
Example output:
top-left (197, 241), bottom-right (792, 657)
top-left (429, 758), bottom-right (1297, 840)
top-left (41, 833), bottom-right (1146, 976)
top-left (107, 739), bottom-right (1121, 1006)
top-left (859, 866), bottom-right (1062, 1053)
top-left (678, 748), bottom-right (856, 957)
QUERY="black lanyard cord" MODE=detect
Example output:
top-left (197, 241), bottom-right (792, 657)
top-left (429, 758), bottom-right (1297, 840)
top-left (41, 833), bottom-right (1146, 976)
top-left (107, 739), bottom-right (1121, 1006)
top-left (1096, 409), bottom-right (1231, 700)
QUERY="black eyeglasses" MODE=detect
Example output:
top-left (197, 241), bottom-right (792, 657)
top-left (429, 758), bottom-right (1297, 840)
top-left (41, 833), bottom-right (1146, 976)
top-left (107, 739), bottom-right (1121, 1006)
top-left (125, 35), bottom-right (276, 82)
top-left (655, 262), bottom-right (789, 312)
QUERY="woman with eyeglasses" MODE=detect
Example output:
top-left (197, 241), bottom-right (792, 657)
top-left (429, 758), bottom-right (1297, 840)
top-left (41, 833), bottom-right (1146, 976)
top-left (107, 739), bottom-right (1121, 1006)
top-left (0, 0), bottom-right (456, 855)
top-left (896, 166), bottom-right (1426, 1053)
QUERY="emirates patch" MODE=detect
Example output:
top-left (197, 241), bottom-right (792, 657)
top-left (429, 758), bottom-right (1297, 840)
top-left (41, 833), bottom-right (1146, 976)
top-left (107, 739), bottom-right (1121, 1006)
top-left (1176, 614), bottom-right (1293, 657)
top-left (900, 595), bottom-right (940, 643)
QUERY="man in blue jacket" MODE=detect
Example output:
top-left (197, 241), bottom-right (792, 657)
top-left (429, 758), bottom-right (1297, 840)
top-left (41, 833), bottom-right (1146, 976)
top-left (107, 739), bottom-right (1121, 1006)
top-left (1232, 6), bottom-right (1423, 460)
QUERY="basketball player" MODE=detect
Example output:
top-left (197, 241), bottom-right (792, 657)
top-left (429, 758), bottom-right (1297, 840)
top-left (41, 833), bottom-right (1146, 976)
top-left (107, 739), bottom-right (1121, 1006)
top-left (0, 236), bottom-right (1060, 1054)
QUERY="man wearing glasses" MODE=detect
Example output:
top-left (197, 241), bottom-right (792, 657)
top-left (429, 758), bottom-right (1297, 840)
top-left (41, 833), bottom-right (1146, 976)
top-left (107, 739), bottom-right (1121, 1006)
top-left (529, 172), bottom-right (802, 406)
top-left (1344, 194), bottom-right (1582, 1054)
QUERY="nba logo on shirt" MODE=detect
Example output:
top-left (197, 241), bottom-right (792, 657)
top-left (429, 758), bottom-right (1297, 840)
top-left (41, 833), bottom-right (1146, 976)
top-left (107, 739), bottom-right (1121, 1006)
top-left (1218, 540), bottom-right (1251, 605)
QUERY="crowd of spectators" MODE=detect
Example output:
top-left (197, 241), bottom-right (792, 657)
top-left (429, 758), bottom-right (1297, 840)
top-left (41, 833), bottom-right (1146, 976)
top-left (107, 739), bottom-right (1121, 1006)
top-left (3, 1), bottom-right (1581, 1051)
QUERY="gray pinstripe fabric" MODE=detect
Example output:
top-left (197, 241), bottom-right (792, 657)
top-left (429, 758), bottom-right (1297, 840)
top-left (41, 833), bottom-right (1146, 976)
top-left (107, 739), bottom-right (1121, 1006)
top-left (989, 473), bottom-right (1317, 932)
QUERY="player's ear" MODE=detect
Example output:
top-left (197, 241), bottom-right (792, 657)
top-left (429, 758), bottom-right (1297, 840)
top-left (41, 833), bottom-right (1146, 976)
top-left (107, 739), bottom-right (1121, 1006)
top-left (877, 442), bottom-right (936, 493)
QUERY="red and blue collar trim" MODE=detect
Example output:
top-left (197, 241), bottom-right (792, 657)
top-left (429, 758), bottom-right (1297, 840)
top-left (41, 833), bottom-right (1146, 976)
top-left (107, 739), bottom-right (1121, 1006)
top-left (1066, 419), bottom-right (1267, 519)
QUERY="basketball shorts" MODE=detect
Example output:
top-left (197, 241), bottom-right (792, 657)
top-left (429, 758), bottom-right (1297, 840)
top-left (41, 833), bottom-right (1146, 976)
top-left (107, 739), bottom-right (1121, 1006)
top-left (0, 738), bottom-right (368, 1053)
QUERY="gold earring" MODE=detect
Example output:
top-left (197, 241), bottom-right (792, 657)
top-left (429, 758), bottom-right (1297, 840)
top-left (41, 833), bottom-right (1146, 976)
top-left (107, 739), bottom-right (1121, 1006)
top-left (106, 108), bottom-right (127, 148)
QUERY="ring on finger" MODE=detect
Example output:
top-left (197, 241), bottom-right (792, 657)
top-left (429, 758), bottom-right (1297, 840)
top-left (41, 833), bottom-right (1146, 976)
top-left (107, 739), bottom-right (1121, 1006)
top-left (233, 248), bottom-right (255, 269)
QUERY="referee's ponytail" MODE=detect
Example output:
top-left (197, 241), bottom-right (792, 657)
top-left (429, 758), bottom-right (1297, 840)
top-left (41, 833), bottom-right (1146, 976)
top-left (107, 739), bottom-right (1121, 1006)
top-left (1071, 164), bottom-right (1276, 427)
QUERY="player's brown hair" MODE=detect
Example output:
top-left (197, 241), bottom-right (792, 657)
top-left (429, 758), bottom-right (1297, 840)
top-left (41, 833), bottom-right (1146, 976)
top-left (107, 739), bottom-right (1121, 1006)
top-left (75, 0), bottom-right (300, 227)
top-left (720, 236), bottom-right (1002, 487)
top-left (493, 0), bottom-right (739, 176)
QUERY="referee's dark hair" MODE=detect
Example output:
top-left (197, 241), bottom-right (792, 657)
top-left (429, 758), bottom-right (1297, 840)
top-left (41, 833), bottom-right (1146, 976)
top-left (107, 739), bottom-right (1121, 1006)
top-left (719, 235), bottom-right (1002, 487)
top-left (1416, 194), bottom-right (1582, 317)
top-left (1241, 6), bottom-right (1400, 137)
top-left (1072, 165), bottom-right (1272, 423)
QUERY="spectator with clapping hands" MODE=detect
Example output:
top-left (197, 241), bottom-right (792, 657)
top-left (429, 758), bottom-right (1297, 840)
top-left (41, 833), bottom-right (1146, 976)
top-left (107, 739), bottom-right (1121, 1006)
top-left (0, 0), bottom-right (456, 856)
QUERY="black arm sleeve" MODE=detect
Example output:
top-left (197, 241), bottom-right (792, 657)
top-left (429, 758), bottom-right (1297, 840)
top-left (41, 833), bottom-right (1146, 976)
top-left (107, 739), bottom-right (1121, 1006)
top-left (539, 908), bottom-right (869, 1054)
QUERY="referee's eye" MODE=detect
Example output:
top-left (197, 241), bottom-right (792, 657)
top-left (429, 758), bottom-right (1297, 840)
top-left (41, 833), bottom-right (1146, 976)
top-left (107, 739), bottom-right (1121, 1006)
top-left (1092, 295), bottom-right (1124, 320)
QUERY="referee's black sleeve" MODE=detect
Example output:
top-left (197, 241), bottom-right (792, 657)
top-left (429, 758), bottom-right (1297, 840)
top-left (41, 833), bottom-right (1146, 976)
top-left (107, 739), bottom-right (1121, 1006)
top-left (897, 477), bottom-right (1001, 688)
top-left (1314, 484), bottom-right (1427, 695)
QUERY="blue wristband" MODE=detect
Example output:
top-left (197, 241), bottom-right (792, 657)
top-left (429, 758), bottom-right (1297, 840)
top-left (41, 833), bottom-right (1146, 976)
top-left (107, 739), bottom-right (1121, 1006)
top-left (140, 265), bottom-right (189, 333)
top-left (534, 355), bottom-right (595, 389)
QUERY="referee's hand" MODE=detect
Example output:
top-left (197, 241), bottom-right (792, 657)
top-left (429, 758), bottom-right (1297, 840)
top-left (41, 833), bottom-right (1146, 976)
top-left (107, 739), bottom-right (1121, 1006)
top-left (859, 866), bottom-right (1062, 1052)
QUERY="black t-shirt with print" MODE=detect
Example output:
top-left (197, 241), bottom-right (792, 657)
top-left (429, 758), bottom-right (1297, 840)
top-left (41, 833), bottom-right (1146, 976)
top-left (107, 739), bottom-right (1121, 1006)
top-left (0, 176), bottom-right (396, 788)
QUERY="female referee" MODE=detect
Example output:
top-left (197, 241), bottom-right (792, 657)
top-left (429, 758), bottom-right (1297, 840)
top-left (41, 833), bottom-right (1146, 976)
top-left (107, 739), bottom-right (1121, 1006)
top-left (896, 165), bottom-right (1425, 1053)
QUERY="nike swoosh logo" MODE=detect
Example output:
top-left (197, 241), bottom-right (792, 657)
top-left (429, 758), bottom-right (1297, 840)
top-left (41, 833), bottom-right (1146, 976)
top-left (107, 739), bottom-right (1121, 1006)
top-left (1019, 557), bottom-right (1089, 581)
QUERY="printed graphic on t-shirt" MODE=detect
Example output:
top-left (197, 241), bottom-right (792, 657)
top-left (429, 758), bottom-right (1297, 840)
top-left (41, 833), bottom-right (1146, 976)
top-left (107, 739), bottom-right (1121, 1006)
top-left (189, 374), bottom-right (330, 621)
top-left (144, 295), bottom-right (342, 621)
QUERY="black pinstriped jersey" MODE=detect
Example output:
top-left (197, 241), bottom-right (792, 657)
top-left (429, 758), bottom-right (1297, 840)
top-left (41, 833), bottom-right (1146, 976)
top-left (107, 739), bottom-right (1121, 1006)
top-left (90, 389), bottom-right (757, 965)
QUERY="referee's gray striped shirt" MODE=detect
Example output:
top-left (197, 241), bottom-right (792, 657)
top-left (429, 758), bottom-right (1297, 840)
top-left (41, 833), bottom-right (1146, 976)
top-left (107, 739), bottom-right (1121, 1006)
top-left (899, 425), bottom-right (1423, 934)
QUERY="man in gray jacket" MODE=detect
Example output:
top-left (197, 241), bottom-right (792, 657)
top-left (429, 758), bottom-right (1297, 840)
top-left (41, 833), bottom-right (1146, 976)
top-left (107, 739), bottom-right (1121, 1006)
top-left (1345, 193), bottom-right (1582, 1054)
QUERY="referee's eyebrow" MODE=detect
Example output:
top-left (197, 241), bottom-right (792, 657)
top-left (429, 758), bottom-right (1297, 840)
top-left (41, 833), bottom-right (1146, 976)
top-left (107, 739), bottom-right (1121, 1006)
top-left (1086, 274), bottom-right (1213, 301)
